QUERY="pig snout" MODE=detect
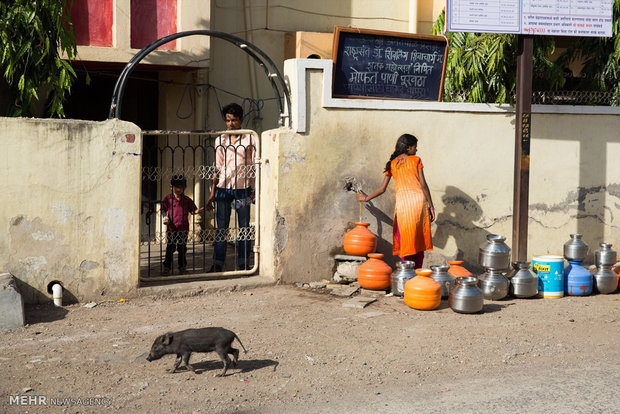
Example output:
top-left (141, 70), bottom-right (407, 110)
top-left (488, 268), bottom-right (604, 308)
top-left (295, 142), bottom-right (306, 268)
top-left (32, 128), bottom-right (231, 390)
top-left (146, 351), bottom-right (161, 362)
top-left (146, 333), bottom-right (173, 362)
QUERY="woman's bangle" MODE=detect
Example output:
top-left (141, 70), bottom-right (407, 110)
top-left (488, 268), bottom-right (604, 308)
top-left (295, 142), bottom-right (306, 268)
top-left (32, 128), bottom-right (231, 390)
top-left (364, 196), bottom-right (368, 202)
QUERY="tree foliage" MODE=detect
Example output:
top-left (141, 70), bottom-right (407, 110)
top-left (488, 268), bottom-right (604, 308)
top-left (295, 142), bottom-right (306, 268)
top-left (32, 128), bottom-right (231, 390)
top-left (560, 0), bottom-right (620, 105)
top-left (0, 0), bottom-right (77, 117)
top-left (432, 1), bottom-right (620, 105)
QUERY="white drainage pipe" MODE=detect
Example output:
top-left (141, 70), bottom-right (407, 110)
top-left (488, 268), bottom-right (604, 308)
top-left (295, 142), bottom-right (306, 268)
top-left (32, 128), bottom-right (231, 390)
top-left (52, 283), bottom-right (63, 307)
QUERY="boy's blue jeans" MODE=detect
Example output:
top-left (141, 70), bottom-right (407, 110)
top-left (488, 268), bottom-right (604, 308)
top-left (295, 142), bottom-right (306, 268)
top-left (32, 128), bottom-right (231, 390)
top-left (214, 188), bottom-right (252, 269)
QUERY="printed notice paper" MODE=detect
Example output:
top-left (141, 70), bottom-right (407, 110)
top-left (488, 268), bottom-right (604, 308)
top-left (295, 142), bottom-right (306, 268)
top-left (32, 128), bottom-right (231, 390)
top-left (447, 0), bottom-right (613, 37)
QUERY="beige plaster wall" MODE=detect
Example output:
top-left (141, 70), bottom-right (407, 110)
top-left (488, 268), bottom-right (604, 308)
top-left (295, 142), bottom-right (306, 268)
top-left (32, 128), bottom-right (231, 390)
top-left (0, 118), bottom-right (142, 304)
top-left (259, 64), bottom-right (620, 284)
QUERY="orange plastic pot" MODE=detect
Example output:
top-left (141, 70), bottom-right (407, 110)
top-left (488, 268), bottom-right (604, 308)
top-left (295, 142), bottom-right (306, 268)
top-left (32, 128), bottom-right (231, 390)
top-left (344, 222), bottom-right (377, 257)
top-left (447, 260), bottom-right (473, 278)
top-left (404, 268), bottom-right (441, 311)
top-left (357, 253), bottom-right (391, 290)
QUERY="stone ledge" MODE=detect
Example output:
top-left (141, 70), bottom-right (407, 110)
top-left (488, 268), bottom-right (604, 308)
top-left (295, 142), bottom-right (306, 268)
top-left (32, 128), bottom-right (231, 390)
top-left (334, 254), bottom-right (367, 261)
top-left (132, 275), bottom-right (276, 300)
top-left (0, 273), bottom-right (25, 330)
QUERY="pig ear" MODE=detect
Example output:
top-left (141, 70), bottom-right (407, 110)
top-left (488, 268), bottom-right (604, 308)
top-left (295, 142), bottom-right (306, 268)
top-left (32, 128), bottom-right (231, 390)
top-left (162, 334), bottom-right (173, 345)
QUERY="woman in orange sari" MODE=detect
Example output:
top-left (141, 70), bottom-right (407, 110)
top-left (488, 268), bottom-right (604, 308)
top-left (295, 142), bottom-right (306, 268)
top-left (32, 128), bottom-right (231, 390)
top-left (357, 134), bottom-right (435, 268)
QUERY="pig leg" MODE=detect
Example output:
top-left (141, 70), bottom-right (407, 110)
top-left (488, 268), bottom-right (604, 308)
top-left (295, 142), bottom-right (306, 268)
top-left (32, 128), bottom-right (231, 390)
top-left (170, 354), bottom-right (183, 373)
top-left (215, 347), bottom-right (232, 377)
top-left (182, 352), bottom-right (196, 372)
top-left (229, 347), bottom-right (240, 368)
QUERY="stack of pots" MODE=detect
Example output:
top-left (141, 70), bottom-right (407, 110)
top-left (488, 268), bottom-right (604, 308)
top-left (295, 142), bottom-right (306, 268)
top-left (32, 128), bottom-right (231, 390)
top-left (564, 234), bottom-right (593, 296)
top-left (477, 234), bottom-right (511, 300)
top-left (506, 261), bottom-right (538, 298)
top-left (592, 243), bottom-right (618, 294)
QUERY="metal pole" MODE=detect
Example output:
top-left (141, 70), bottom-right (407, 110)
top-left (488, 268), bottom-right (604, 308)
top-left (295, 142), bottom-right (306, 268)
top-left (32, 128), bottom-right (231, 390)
top-left (512, 34), bottom-right (533, 261)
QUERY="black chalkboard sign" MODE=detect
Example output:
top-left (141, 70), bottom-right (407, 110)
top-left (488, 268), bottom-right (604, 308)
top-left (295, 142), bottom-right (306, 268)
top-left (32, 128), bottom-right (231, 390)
top-left (332, 27), bottom-right (448, 101)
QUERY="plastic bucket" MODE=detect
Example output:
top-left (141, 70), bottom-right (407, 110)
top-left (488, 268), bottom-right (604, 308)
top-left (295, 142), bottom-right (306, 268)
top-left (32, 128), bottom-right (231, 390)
top-left (533, 255), bottom-right (565, 298)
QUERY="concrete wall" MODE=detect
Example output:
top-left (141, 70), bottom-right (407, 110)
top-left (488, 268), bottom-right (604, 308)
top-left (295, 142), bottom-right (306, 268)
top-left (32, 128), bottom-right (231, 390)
top-left (0, 118), bottom-right (142, 304)
top-left (258, 59), bottom-right (620, 284)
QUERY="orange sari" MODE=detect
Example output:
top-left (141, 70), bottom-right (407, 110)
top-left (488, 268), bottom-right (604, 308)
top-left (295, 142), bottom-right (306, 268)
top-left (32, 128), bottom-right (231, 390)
top-left (386, 155), bottom-right (433, 257)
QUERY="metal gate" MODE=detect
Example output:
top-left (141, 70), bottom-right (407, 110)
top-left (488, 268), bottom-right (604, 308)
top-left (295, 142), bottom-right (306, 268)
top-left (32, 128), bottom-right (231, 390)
top-left (140, 129), bottom-right (260, 282)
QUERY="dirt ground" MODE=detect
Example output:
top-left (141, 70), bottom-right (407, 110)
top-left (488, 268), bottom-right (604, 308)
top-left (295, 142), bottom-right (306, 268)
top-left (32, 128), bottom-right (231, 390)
top-left (1, 280), bottom-right (619, 414)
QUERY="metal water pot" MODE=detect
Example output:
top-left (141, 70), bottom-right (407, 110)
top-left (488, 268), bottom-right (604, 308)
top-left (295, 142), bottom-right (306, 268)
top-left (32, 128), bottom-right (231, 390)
top-left (478, 269), bottom-right (509, 300)
top-left (478, 234), bottom-right (511, 270)
top-left (592, 265), bottom-right (618, 294)
top-left (390, 261), bottom-right (416, 297)
top-left (563, 234), bottom-right (589, 261)
top-left (506, 261), bottom-right (538, 298)
top-left (449, 276), bottom-right (484, 314)
top-left (430, 265), bottom-right (455, 299)
top-left (595, 243), bottom-right (616, 267)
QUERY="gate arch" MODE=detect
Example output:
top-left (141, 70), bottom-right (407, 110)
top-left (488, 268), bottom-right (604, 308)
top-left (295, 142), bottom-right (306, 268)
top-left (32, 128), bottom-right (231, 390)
top-left (108, 30), bottom-right (291, 127)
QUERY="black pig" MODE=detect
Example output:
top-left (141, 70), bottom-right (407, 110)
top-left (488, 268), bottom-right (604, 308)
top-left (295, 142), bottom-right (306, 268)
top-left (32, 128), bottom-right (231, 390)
top-left (146, 327), bottom-right (247, 376)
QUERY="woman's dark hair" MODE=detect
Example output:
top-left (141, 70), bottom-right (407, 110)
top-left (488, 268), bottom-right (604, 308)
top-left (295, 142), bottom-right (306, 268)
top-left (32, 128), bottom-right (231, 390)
top-left (384, 134), bottom-right (418, 173)
top-left (222, 103), bottom-right (244, 120)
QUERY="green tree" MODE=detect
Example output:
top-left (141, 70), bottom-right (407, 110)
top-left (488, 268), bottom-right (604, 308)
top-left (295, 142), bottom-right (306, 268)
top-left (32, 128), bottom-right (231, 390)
top-left (432, 3), bottom-right (620, 105)
top-left (1, 0), bottom-right (77, 117)
top-left (560, 0), bottom-right (620, 105)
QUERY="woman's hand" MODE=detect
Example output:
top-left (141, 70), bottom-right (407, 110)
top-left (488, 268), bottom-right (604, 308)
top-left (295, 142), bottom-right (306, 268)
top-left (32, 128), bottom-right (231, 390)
top-left (429, 207), bottom-right (436, 222)
top-left (356, 193), bottom-right (367, 202)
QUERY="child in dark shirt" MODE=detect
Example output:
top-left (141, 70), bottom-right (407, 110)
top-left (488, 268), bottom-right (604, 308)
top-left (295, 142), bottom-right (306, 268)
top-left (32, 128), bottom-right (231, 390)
top-left (161, 175), bottom-right (204, 274)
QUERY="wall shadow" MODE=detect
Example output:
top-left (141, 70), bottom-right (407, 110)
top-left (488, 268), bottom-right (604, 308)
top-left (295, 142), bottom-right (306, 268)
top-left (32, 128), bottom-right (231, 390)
top-left (361, 185), bottom-right (501, 271)
top-left (24, 303), bottom-right (69, 324)
top-left (15, 279), bottom-right (76, 323)
top-left (15, 278), bottom-right (79, 305)
top-left (431, 185), bottom-right (494, 273)
top-left (364, 202), bottom-right (398, 267)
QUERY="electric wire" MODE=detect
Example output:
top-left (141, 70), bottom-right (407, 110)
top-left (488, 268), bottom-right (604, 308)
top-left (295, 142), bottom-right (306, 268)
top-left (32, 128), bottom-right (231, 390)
top-left (213, 3), bottom-right (408, 22)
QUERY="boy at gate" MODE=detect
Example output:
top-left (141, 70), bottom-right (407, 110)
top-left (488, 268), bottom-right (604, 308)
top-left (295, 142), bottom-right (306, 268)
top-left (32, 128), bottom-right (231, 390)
top-left (207, 103), bottom-right (256, 272)
top-left (161, 175), bottom-right (204, 274)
